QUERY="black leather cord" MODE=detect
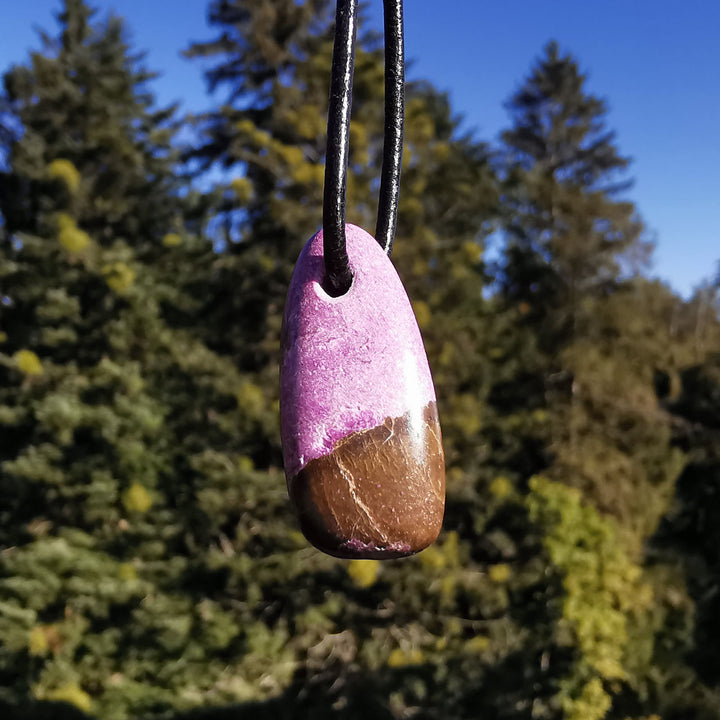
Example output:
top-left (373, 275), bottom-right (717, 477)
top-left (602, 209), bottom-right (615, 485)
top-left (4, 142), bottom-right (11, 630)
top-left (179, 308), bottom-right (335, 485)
top-left (323, 0), bottom-right (357, 297)
top-left (375, 0), bottom-right (405, 256)
top-left (322, 0), bottom-right (405, 295)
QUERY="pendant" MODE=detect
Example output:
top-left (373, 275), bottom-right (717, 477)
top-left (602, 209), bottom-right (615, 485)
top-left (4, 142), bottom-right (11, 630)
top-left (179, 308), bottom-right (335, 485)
top-left (280, 224), bottom-right (445, 559)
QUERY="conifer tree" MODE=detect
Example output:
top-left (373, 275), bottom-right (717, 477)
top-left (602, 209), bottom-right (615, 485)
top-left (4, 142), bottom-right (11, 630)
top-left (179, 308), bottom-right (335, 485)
top-left (492, 42), bottom-right (699, 719)
top-left (0, 3), bottom-right (268, 717)
top-left (649, 319), bottom-right (720, 720)
top-left (184, 0), bottom-right (496, 368)
top-left (500, 41), bottom-right (650, 344)
top-left (4, 3), bottom-right (717, 719)
top-left (0, 0), bottom-right (190, 258)
top-left (496, 41), bottom-right (676, 524)
top-left (0, 1), bottom-right (516, 717)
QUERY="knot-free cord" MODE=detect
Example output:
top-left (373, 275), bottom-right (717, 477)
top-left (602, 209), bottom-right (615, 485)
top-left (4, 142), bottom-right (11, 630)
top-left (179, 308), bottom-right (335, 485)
top-left (375, 0), bottom-right (405, 256)
top-left (322, 0), bottom-right (357, 297)
top-left (322, 0), bottom-right (405, 296)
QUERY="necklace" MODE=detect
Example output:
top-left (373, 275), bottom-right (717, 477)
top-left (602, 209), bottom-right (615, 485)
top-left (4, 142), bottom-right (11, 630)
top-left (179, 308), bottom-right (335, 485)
top-left (280, 0), bottom-right (445, 559)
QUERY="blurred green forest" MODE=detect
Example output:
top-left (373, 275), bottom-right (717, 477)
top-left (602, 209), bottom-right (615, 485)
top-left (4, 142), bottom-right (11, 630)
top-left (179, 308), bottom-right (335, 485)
top-left (1, 1), bottom-right (719, 719)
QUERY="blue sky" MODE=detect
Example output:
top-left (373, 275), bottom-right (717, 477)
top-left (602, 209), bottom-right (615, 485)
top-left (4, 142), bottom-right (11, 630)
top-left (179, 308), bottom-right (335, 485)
top-left (1, 0), bottom-right (717, 297)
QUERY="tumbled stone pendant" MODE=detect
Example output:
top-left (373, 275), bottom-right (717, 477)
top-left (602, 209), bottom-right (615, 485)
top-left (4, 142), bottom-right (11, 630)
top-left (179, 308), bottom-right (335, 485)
top-left (280, 224), bottom-right (445, 559)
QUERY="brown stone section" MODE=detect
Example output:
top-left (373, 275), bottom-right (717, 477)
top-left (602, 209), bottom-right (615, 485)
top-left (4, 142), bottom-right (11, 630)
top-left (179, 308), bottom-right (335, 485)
top-left (288, 402), bottom-right (445, 559)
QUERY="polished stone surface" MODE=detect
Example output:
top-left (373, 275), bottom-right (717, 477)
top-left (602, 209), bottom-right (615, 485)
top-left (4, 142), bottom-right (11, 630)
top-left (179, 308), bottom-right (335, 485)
top-left (289, 402), bottom-right (444, 558)
top-left (280, 224), bottom-right (445, 558)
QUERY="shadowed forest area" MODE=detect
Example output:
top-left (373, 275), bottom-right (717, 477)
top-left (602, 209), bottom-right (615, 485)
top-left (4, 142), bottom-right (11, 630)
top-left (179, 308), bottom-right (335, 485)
top-left (1, 1), bottom-right (720, 719)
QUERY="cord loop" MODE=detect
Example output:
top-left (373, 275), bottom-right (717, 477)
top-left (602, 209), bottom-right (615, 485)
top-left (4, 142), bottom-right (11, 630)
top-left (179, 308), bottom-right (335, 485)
top-left (322, 0), bottom-right (405, 296)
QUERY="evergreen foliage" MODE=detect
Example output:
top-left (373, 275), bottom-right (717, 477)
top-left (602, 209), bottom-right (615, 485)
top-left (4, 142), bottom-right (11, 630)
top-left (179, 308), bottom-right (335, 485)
top-left (0, 2), bottom-right (718, 719)
top-left (500, 41), bottom-right (650, 343)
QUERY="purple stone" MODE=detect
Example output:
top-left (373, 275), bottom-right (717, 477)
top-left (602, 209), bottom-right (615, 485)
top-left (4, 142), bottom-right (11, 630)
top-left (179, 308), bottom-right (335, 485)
top-left (280, 224), bottom-right (445, 558)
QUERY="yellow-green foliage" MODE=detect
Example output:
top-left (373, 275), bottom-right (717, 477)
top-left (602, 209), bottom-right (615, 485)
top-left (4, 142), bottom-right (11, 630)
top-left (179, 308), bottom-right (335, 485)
top-left (399, 195), bottom-right (423, 222)
top-left (347, 559), bottom-right (380, 588)
top-left (230, 177), bottom-right (253, 203)
top-left (464, 635), bottom-right (491, 653)
top-left (431, 141), bottom-right (451, 162)
top-left (117, 563), bottom-right (138, 582)
top-left (419, 530), bottom-right (460, 571)
top-left (289, 161), bottom-right (324, 188)
top-left (564, 677), bottom-right (612, 720)
top-left (387, 647), bottom-right (424, 668)
top-left (236, 381), bottom-right (264, 416)
top-left (56, 213), bottom-right (91, 252)
top-left (43, 683), bottom-right (93, 713)
top-left (445, 393), bottom-right (482, 438)
top-left (234, 116), bottom-right (326, 195)
top-left (418, 544), bottom-right (446, 571)
top-left (490, 475), bottom-right (513, 500)
top-left (14, 349), bottom-right (43, 376)
top-left (102, 262), bottom-right (135, 293)
top-left (526, 476), bottom-right (653, 720)
top-left (488, 563), bottom-right (511, 584)
top-left (47, 158), bottom-right (81, 193)
top-left (461, 241), bottom-right (482, 264)
top-left (122, 482), bottom-right (152, 513)
top-left (416, 532), bottom-right (466, 605)
top-left (28, 625), bottom-right (49, 656)
top-left (237, 455), bottom-right (254, 473)
top-left (162, 232), bottom-right (181, 247)
top-left (349, 122), bottom-right (369, 165)
top-left (406, 97), bottom-right (436, 143)
top-left (412, 299), bottom-right (431, 329)
top-left (282, 103), bottom-right (325, 140)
